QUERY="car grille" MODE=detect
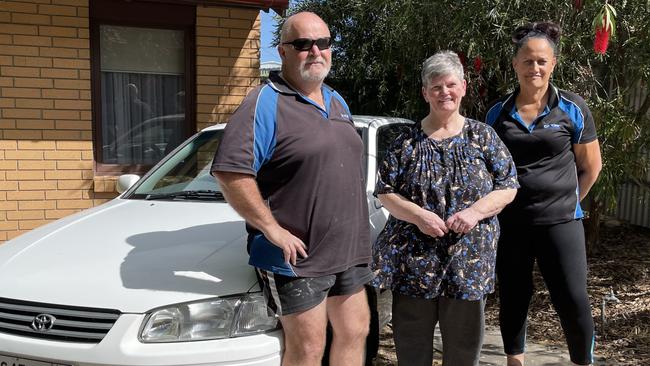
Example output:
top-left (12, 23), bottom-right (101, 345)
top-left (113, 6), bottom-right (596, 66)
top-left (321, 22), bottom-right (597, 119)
top-left (0, 297), bottom-right (121, 343)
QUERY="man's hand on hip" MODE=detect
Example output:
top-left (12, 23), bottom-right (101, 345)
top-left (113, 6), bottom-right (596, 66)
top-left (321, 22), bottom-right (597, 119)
top-left (265, 225), bottom-right (308, 265)
top-left (213, 171), bottom-right (308, 266)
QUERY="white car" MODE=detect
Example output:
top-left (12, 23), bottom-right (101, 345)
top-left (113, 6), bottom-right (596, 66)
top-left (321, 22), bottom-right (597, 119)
top-left (0, 116), bottom-right (413, 366)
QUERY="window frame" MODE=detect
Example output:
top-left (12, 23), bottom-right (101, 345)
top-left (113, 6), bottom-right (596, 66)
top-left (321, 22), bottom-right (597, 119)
top-left (90, 0), bottom-right (196, 175)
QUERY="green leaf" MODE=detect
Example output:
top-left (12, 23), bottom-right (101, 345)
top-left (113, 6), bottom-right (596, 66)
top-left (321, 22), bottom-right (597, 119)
top-left (605, 6), bottom-right (617, 37)
top-left (592, 8), bottom-right (605, 29)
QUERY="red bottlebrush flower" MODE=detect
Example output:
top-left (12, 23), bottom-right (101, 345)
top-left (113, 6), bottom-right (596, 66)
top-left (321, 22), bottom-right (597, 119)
top-left (473, 57), bottom-right (482, 73)
top-left (479, 85), bottom-right (487, 98)
top-left (593, 4), bottom-right (616, 55)
top-left (574, 0), bottom-right (583, 11)
top-left (457, 51), bottom-right (467, 68)
top-left (594, 26), bottom-right (610, 54)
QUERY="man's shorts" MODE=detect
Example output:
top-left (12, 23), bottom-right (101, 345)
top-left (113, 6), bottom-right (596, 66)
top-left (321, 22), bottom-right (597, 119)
top-left (256, 264), bottom-right (373, 316)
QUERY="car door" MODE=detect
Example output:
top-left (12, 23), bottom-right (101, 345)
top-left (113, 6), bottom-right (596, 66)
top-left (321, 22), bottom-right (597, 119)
top-left (366, 120), bottom-right (414, 244)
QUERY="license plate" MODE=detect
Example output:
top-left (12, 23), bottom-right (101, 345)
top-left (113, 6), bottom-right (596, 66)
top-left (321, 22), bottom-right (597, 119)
top-left (0, 354), bottom-right (70, 366)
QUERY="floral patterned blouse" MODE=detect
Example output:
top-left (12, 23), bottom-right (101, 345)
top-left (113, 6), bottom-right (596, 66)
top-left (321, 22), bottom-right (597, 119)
top-left (371, 118), bottom-right (519, 300)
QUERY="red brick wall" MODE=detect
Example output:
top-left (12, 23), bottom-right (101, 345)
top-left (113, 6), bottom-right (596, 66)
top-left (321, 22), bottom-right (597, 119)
top-left (0, 1), bottom-right (261, 242)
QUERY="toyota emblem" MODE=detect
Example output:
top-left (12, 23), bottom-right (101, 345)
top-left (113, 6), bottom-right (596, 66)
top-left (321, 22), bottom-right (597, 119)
top-left (31, 314), bottom-right (56, 332)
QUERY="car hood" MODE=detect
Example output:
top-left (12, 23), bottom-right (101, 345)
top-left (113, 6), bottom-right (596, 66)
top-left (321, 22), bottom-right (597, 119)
top-left (0, 199), bottom-right (255, 313)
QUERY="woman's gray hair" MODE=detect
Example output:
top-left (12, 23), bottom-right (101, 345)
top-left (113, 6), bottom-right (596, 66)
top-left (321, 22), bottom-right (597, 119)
top-left (421, 51), bottom-right (464, 88)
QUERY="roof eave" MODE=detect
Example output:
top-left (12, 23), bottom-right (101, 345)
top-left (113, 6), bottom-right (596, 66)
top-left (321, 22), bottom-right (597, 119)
top-left (145, 0), bottom-right (289, 15)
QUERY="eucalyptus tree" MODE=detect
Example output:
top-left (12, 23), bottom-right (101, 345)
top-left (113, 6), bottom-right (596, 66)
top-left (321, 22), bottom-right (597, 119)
top-left (278, 0), bottom-right (650, 248)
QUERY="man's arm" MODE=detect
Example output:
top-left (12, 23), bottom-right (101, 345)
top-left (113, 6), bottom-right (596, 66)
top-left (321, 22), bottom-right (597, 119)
top-left (214, 171), bottom-right (307, 265)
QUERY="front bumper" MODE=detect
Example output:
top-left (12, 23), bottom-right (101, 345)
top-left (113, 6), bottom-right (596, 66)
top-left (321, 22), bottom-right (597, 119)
top-left (0, 313), bottom-right (282, 366)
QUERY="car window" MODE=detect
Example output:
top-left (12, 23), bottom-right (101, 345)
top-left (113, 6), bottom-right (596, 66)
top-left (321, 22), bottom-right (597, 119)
top-left (128, 130), bottom-right (222, 198)
top-left (376, 124), bottom-right (412, 169)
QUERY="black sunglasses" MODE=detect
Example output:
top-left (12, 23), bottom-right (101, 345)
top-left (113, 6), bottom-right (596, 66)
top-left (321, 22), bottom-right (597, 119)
top-left (282, 37), bottom-right (332, 51)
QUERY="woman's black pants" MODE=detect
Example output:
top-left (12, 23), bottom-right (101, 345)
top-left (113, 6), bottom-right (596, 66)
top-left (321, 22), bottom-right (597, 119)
top-left (497, 219), bottom-right (595, 365)
top-left (392, 292), bottom-right (485, 366)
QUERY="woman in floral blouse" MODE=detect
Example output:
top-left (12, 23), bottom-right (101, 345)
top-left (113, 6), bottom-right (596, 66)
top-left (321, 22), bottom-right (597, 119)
top-left (371, 51), bottom-right (519, 366)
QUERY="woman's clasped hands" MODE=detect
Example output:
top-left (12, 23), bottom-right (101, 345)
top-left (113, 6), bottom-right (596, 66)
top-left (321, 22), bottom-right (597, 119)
top-left (415, 207), bottom-right (481, 237)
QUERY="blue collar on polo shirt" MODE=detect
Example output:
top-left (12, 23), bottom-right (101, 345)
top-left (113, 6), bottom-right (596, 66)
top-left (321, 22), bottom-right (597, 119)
top-left (509, 104), bottom-right (551, 133)
top-left (267, 71), bottom-right (333, 118)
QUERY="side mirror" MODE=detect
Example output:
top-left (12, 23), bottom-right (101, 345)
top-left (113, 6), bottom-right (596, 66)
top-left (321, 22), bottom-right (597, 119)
top-left (373, 198), bottom-right (384, 209)
top-left (116, 174), bottom-right (141, 193)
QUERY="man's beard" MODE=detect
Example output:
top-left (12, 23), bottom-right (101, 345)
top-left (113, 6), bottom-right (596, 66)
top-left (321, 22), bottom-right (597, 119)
top-left (299, 57), bottom-right (330, 82)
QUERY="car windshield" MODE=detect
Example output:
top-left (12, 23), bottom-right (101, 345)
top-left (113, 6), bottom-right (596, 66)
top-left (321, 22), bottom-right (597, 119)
top-left (128, 129), bottom-right (223, 200)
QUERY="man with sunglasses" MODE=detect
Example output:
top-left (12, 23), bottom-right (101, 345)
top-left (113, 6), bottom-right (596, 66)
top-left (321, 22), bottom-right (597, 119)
top-left (212, 11), bottom-right (372, 366)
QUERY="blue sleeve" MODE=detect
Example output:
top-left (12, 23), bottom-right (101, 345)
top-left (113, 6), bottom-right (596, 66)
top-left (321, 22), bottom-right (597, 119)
top-left (575, 101), bottom-right (597, 144)
top-left (252, 86), bottom-right (279, 171)
top-left (212, 85), bottom-right (278, 176)
top-left (558, 93), bottom-right (598, 144)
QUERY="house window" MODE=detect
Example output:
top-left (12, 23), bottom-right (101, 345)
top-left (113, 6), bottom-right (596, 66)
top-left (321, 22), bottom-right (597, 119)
top-left (91, 0), bottom-right (195, 174)
top-left (100, 25), bottom-right (186, 166)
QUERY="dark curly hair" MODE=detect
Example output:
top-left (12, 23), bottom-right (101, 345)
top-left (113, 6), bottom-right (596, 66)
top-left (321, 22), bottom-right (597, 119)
top-left (512, 21), bottom-right (561, 55)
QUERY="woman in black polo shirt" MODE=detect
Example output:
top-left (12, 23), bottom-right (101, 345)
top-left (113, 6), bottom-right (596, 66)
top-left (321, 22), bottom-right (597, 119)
top-left (485, 22), bottom-right (602, 366)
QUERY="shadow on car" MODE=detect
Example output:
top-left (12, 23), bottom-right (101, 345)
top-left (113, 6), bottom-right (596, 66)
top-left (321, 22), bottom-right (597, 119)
top-left (122, 221), bottom-right (253, 295)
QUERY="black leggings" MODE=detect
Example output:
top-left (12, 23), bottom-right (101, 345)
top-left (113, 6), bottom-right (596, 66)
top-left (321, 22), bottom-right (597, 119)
top-left (497, 219), bottom-right (594, 365)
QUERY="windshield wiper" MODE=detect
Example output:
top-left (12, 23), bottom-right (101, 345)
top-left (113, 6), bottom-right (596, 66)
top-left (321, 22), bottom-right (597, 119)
top-left (144, 190), bottom-right (225, 201)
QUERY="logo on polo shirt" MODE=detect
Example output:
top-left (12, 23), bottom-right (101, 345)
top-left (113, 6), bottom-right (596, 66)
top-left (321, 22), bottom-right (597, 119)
top-left (341, 113), bottom-right (351, 119)
top-left (543, 123), bottom-right (561, 129)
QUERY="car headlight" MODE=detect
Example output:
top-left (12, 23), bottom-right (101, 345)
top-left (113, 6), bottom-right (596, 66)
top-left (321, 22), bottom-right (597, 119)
top-left (140, 292), bottom-right (279, 342)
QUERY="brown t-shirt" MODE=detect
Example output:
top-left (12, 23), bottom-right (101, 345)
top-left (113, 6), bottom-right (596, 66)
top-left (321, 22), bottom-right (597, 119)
top-left (211, 72), bottom-right (370, 277)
